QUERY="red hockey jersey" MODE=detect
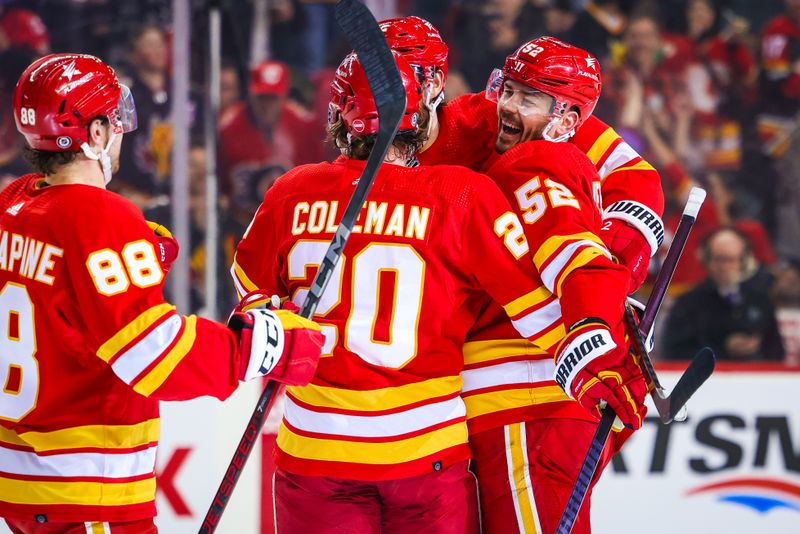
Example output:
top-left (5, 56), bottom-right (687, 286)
top-left (462, 142), bottom-right (630, 434)
top-left (417, 93), bottom-right (658, 434)
top-left (0, 175), bottom-right (243, 522)
top-left (231, 158), bottom-right (556, 481)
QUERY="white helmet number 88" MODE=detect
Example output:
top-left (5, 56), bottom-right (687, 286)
top-left (19, 107), bottom-right (36, 126)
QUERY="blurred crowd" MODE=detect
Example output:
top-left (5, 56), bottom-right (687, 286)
top-left (1, 0), bottom-right (799, 364)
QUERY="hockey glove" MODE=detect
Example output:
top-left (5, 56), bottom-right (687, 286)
top-left (147, 221), bottom-right (179, 274)
top-left (601, 201), bottom-right (665, 293)
top-left (554, 319), bottom-right (648, 430)
top-left (228, 291), bottom-right (324, 386)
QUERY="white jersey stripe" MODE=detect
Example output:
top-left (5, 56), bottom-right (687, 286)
top-left (540, 240), bottom-right (610, 293)
top-left (0, 443), bottom-right (157, 479)
top-left (111, 314), bottom-right (183, 384)
top-left (461, 360), bottom-right (555, 394)
top-left (510, 299), bottom-right (562, 339)
top-left (284, 395), bottom-right (466, 438)
top-left (598, 141), bottom-right (640, 180)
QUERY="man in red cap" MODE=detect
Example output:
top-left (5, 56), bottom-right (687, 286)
top-left (0, 8), bottom-right (50, 56)
top-left (219, 60), bottom-right (320, 228)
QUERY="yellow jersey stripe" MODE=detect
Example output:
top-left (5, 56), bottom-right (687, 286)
top-left (585, 127), bottom-right (618, 165)
top-left (0, 419), bottom-right (160, 452)
top-left (463, 339), bottom-right (547, 366)
top-left (536, 323), bottom-right (566, 351)
top-left (232, 259), bottom-right (259, 295)
top-left (287, 375), bottom-right (462, 412)
top-left (506, 423), bottom-right (540, 533)
top-left (277, 420), bottom-right (467, 464)
top-left (0, 475), bottom-right (156, 506)
top-left (97, 303), bottom-right (175, 363)
top-left (502, 287), bottom-right (551, 318)
top-left (554, 247), bottom-right (608, 296)
top-left (533, 232), bottom-right (605, 269)
top-left (464, 386), bottom-right (567, 419)
top-left (604, 159), bottom-right (655, 177)
top-left (133, 315), bottom-right (198, 397)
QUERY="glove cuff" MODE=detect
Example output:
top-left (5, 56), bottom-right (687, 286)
top-left (554, 322), bottom-right (617, 397)
top-left (603, 201), bottom-right (664, 257)
top-left (241, 308), bottom-right (286, 381)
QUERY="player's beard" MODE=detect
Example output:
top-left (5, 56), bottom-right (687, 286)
top-left (495, 111), bottom-right (547, 153)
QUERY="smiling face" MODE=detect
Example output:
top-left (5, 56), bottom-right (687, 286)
top-left (495, 79), bottom-right (555, 153)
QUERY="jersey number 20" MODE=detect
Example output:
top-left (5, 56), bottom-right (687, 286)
top-left (288, 240), bottom-right (424, 369)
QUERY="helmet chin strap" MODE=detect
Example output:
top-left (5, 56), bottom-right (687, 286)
top-left (80, 132), bottom-right (117, 185)
top-left (424, 84), bottom-right (445, 114)
top-left (541, 115), bottom-right (575, 143)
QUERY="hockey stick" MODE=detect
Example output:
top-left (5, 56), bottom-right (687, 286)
top-left (633, 186), bottom-right (714, 423)
top-left (199, 2), bottom-right (406, 532)
top-left (555, 187), bottom-right (715, 534)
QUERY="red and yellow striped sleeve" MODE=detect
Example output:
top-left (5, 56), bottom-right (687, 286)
top-left (484, 140), bottom-right (630, 330)
top-left (573, 115), bottom-right (664, 216)
top-left (65, 192), bottom-right (241, 402)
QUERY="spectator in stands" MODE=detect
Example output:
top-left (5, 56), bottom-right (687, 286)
top-left (0, 47), bottom-right (37, 185)
top-left (570, 0), bottom-right (628, 61)
top-left (0, 7), bottom-right (50, 56)
top-left (115, 23), bottom-right (200, 208)
top-left (219, 59), bottom-right (243, 118)
top-left (662, 227), bottom-right (785, 361)
top-left (683, 0), bottom-right (757, 173)
top-left (452, 0), bottom-right (546, 91)
top-left (758, 0), bottom-right (800, 261)
top-left (773, 258), bottom-right (800, 365)
top-left (218, 60), bottom-right (318, 225)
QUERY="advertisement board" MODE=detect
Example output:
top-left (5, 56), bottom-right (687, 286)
top-left (3, 367), bottom-right (797, 533)
top-left (593, 365), bottom-right (800, 534)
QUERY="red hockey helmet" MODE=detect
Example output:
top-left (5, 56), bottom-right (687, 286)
top-left (13, 53), bottom-right (137, 153)
top-left (329, 51), bottom-right (422, 136)
top-left (496, 36), bottom-right (602, 126)
top-left (379, 16), bottom-right (448, 82)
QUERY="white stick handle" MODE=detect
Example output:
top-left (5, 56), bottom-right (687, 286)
top-left (683, 187), bottom-right (706, 219)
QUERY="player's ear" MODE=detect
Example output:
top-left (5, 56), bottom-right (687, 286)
top-left (86, 118), bottom-right (108, 149)
top-left (561, 109), bottom-right (580, 131)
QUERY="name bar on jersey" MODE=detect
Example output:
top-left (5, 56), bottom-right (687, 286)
top-left (291, 200), bottom-right (431, 242)
top-left (0, 230), bottom-right (62, 285)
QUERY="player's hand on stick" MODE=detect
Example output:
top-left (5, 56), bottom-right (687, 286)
top-left (228, 290), bottom-right (324, 386)
top-left (147, 221), bottom-right (179, 274)
top-left (554, 319), bottom-right (648, 430)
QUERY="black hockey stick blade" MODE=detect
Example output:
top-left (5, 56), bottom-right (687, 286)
top-left (662, 347), bottom-right (715, 423)
top-left (300, 0), bottom-right (406, 320)
top-left (199, 2), bottom-right (405, 532)
top-left (556, 409), bottom-right (616, 534)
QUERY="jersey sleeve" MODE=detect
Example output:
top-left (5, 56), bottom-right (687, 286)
top-left (484, 142), bottom-right (630, 330)
top-left (62, 190), bottom-right (240, 401)
top-left (460, 172), bottom-right (563, 345)
top-left (573, 116), bottom-right (665, 214)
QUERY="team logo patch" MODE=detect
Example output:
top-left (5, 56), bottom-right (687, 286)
top-left (352, 119), bottom-right (365, 133)
top-left (56, 136), bottom-right (72, 149)
top-left (411, 112), bottom-right (419, 127)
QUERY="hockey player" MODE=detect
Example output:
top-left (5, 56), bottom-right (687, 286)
top-left (382, 20), bottom-right (653, 534)
top-left (0, 53), bottom-right (324, 533)
top-left (380, 17), bottom-right (664, 293)
top-left (230, 51), bottom-right (584, 533)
